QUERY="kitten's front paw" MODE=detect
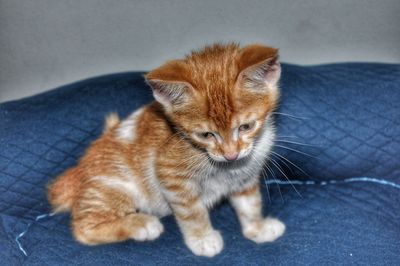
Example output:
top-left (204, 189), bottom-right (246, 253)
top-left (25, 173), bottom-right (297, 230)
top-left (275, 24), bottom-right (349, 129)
top-left (132, 216), bottom-right (164, 241)
top-left (244, 218), bottom-right (285, 243)
top-left (185, 230), bottom-right (224, 257)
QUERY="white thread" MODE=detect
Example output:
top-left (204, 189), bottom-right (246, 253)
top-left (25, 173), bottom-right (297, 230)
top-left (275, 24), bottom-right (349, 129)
top-left (15, 212), bottom-right (55, 256)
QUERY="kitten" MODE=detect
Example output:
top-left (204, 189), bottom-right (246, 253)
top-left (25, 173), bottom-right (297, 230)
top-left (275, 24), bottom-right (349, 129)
top-left (48, 43), bottom-right (285, 257)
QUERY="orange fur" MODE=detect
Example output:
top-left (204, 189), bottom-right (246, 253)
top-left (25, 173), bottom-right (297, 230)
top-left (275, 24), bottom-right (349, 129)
top-left (47, 43), bottom-right (285, 257)
top-left (104, 112), bottom-right (120, 132)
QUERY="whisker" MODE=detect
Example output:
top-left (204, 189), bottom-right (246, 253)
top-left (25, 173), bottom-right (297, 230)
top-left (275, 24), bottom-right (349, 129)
top-left (275, 139), bottom-right (318, 147)
top-left (251, 154), bottom-right (272, 203)
top-left (271, 112), bottom-right (309, 120)
top-left (270, 158), bottom-right (303, 199)
top-left (271, 153), bottom-right (294, 175)
top-left (274, 144), bottom-right (316, 158)
top-left (264, 161), bottom-right (284, 203)
top-left (176, 153), bottom-right (205, 168)
top-left (186, 157), bottom-right (209, 179)
top-left (271, 151), bottom-right (313, 180)
top-left (157, 131), bottom-right (181, 148)
top-left (277, 135), bottom-right (301, 139)
top-left (167, 136), bottom-right (187, 151)
top-left (262, 168), bottom-right (272, 204)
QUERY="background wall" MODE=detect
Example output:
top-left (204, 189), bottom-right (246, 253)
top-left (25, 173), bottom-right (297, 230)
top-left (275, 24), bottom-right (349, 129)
top-left (1, 0), bottom-right (399, 102)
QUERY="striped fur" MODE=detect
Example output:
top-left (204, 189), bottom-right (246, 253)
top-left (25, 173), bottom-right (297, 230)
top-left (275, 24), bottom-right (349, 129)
top-left (47, 43), bottom-right (285, 257)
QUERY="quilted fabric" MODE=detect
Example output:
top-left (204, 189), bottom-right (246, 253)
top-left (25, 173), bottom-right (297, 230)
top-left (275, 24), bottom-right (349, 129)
top-left (0, 63), bottom-right (399, 265)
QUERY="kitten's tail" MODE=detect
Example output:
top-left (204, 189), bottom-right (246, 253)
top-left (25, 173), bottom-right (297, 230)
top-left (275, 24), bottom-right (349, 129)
top-left (104, 112), bottom-right (120, 132)
top-left (47, 167), bottom-right (80, 213)
top-left (47, 113), bottom-right (120, 213)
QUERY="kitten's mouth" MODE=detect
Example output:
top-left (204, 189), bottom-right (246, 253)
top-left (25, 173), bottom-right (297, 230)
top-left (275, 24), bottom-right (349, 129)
top-left (206, 146), bottom-right (254, 165)
top-left (213, 156), bottom-right (252, 169)
top-left (207, 151), bottom-right (252, 167)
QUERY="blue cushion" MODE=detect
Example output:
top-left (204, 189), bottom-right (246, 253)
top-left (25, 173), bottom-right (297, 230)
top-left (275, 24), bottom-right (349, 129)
top-left (1, 63), bottom-right (399, 265)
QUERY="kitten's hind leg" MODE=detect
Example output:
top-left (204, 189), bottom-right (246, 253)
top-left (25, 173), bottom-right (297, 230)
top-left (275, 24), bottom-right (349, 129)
top-left (72, 212), bottom-right (164, 245)
top-left (71, 184), bottom-right (163, 245)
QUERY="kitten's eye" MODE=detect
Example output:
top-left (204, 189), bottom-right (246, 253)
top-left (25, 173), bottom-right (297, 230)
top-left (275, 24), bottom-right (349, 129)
top-left (199, 132), bottom-right (215, 139)
top-left (239, 121), bottom-right (255, 132)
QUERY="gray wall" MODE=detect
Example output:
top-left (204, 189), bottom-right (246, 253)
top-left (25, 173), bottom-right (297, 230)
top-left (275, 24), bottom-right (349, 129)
top-left (1, 0), bottom-right (399, 102)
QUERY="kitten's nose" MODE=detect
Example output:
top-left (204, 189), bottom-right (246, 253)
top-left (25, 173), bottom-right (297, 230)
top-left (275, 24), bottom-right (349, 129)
top-left (224, 152), bottom-right (239, 161)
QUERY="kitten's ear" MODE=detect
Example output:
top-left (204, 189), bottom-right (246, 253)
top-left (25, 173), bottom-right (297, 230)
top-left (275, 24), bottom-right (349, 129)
top-left (237, 44), bottom-right (281, 92)
top-left (145, 60), bottom-right (193, 109)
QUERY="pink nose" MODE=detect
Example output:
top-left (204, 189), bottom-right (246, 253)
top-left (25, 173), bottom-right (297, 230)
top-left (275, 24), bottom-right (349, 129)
top-left (224, 153), bottom-right (238, 161)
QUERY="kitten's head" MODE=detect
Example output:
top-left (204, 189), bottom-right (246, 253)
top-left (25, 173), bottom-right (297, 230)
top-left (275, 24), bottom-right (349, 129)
top-left (145, 43), bottom-right (280, 162)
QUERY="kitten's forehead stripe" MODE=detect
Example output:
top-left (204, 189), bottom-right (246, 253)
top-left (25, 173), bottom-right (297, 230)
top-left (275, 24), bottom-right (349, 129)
top-left (207, 89), bottom-right (234, 129)
top-left (183, 43), bottom-right (241, 130)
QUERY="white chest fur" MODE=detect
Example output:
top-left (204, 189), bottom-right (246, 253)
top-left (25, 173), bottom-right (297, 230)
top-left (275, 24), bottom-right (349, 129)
top-left (198, 120), bottom-right (275, 208)
top-left (147, 118), bottom-right (275, 215)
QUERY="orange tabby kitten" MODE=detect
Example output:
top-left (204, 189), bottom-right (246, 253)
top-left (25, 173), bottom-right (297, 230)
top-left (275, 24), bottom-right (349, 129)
top-left (48, 43), bottom-right (285, 257)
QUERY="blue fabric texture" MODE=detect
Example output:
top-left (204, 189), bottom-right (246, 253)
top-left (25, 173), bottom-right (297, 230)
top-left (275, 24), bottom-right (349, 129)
top-left (0, 63), bottom-right (399, 265)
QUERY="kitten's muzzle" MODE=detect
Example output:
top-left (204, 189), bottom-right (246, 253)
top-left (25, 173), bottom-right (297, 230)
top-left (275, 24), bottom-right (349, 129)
top-left (223, 152), bottom-right (239, 161)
